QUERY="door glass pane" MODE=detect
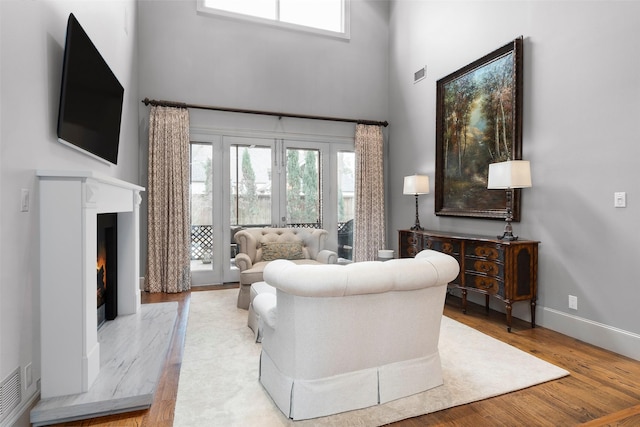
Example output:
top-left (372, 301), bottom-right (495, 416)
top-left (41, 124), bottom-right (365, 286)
top-left (337, 151), bottom-right (354, 260)
top-left (190, 143), bottom-right (213, 271)
top-left (231, 145), bottom-right (272, 226)
top-left (286, 148), bottom-right (320, 228)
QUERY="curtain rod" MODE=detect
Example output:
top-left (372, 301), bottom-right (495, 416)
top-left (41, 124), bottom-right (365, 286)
top-left (141, 97), bottom-right (388, 127)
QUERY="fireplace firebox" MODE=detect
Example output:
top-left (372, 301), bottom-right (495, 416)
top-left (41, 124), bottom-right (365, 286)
top-left (97, 213), bottom-right (118, 328)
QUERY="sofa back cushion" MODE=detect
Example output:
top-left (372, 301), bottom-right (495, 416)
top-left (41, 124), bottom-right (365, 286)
top-left (263, 249), bottom-right (460, 297)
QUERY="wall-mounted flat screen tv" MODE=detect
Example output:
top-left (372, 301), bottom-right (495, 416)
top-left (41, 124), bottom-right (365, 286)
top-left (57, 13), bottom-right (124, 165)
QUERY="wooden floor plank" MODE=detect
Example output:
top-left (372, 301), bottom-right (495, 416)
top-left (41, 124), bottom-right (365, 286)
top-left (46, 285), bottom-right (640, 426)
top-left (580, 404), bottom-right (640, 426)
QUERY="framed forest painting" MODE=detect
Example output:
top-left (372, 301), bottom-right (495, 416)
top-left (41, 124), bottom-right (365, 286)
top-left (435, 37), bottom-right (524, 220)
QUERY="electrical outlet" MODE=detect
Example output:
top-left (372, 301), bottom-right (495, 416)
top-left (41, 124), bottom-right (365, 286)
top-left (568, 295), bottom-right (578, 310)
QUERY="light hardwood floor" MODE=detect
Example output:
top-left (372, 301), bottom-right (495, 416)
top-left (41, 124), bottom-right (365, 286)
top-left (48, 285), bottom-right (640, 427)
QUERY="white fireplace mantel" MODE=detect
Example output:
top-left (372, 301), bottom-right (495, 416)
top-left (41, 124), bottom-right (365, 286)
top-left (37, 170), bottom-right (144, 399)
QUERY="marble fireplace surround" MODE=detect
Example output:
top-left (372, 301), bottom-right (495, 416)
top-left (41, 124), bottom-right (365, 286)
top-left (37, 171), bottom-right (144, 399)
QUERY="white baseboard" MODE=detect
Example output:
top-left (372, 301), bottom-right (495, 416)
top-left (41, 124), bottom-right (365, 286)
top-left (538, 307), bottom-right (640, 362)
top-left (451, 289), bottom-right (640, 362)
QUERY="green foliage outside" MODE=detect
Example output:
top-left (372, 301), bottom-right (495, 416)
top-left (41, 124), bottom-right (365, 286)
top-left (286, 150), bottom-right (303, 222)
top-left (238, 147), bottom-right (259, 224)
top-left (287, 149), bottom-right (319, 225)
top-left (301, 150), bottom-right (319, 223)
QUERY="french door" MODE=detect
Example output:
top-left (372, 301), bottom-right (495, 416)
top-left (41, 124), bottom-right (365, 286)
top-left (190, 134), bottom-right (353, 286)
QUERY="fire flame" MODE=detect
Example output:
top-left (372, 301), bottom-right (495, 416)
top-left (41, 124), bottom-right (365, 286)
top-left (97, 244), bottom-right (107, 287)
top-left (97, 241), bottom-right (107, 307)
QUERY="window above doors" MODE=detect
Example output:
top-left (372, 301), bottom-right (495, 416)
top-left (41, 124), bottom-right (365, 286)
top-left (197, 0), bottom-right (350, 39)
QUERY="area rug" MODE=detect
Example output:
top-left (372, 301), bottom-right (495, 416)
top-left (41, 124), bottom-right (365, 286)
top-left (174, 289), bottom-right (569, 426)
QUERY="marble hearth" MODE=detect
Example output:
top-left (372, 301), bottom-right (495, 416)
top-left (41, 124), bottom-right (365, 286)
top-left (37, 171), bottom-right (144, 398)
top-left (30, 301), bottom-right (177, 426)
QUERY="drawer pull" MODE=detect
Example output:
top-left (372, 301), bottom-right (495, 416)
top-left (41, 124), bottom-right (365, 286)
top-left (474, 261), bottom-right (499, 275)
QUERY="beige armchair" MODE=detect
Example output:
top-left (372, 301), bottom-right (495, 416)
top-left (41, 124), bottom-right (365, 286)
top-left (234, 227), bottom-right (337, 309)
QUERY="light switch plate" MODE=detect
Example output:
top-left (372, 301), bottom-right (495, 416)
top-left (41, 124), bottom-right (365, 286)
top-left (21, 189), bottom-right (30, 212)
top-left (614, 192), bottom-right (626, 208)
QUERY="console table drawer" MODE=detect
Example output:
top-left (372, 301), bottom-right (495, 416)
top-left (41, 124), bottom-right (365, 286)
top-left (468, 259), bottom-right (503, 277)
top-left (465, 242), bottom-right (504, 262)
top-left (465, 273), bottom-right (504, 295)
top-left (399, 233), bottom-right (421, 257)
top-left (424, 237), bottom-right (461, 257)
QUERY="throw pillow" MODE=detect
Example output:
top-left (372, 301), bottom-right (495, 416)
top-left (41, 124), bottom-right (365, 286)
top-left (261, 242), bottom-right (305, 261)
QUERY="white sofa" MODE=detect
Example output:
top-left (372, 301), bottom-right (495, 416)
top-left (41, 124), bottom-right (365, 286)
top-left (234, 227), bottom-right (337, 309)
top-left (252, 249), bottom-right (460, 420)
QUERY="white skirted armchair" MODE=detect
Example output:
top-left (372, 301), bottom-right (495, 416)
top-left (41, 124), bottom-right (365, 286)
top-left (252, 249), bottom-right (460, 420)
top-left (234, 227), bottom-right (337, 309)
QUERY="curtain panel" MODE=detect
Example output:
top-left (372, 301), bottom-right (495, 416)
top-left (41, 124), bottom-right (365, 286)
top-left (353, 124), bottom-right (386, 262)
top-left (145, 105), bottom-right (191, 293)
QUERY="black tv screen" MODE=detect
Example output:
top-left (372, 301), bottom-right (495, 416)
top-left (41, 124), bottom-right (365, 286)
top-left (57, 13), bottom-right (124, 165)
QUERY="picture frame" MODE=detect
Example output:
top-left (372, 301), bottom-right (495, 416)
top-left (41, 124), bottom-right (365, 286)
top-left (435, 37), bottom-right (524, 220)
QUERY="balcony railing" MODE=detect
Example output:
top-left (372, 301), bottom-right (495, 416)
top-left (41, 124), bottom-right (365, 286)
top-left (191, 225), bottom-right (213, 260)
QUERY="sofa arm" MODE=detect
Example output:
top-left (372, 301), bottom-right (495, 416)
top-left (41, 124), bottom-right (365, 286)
top-left (235, 253), bottom-right (253, 272)
top-left (416, 249), bottom-right (460, 282)
top-left (253, 293), bottom-right (277, 329)
top-left (316, 249), bottom-right (338, 264)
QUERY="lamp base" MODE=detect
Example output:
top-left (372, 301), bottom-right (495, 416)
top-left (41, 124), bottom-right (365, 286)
top-left (497, 216), bottom-right (518, 241)
top-left (497, 189), bottom-right (518, 240)
top-left (497, 231), bottom-right (519, 241)
top-left (410, 194), bottom-right (424, 231)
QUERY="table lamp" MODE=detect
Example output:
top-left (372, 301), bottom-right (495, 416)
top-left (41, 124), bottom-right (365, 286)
top-left (487, 160), bottom-right (532, 241)
top-left (403, 174), bottom-right (430, 231)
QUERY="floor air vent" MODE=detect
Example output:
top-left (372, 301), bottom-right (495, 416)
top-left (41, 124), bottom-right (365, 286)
top-left (0, 367), bottom-right (21, 423)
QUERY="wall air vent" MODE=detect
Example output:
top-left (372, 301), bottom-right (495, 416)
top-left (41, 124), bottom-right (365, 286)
top-left (414, 66), bottom-right (426, 83)
top-left (0, 367), bottom-right (21, 423)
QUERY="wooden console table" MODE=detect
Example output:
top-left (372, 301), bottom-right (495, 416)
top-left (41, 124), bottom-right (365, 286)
top-left (399, 229), bottom-right (539, 332)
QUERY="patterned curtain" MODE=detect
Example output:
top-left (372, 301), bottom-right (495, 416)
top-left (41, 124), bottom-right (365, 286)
top-left (353, 124), bottom-right (386, 262)
top-left (145, 105), bottom-right (191, 293)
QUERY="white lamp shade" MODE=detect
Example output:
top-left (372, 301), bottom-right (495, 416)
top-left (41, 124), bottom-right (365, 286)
top-left (487, 160), bottom-right (532, 189)
top-left (403, 175), bottom-right (430, 195)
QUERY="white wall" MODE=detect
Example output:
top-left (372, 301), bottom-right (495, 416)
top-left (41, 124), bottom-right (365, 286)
top-left (389, 1), bottom-right (640, 358)
top-left (0, 1), bottom-right (138, 424)
top-left (137, 0), bottom-right (389, 123)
